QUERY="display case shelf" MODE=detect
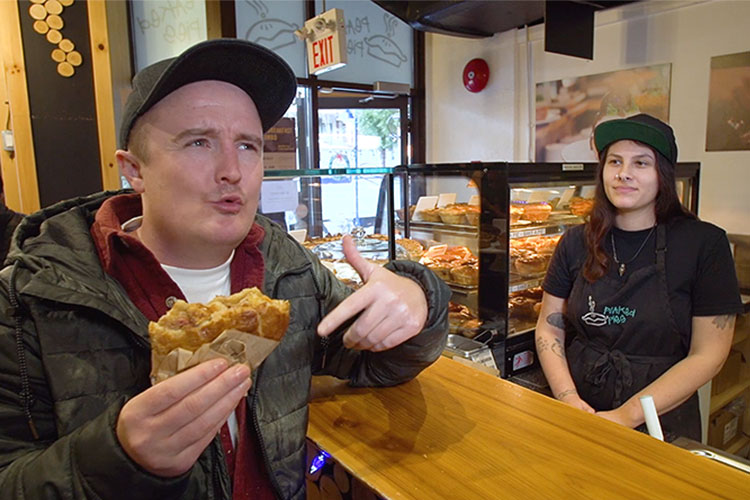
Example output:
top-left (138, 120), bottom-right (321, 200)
top-left (448, 283), bottom-right (479, 294)
top-left (509, 277), bottom-right (544, 293)
top-left (710, 379), bottom-right (750, 415)
top-left (404, 220), bottom-right (478, 235)
top-left (509, 322), bottom-right (536, 336)
top-left (509, 220), bottom-right (578, 239)
top-left (725, 433), bottom-right (750, 455)
top-left (732, 328), bottom-right (749, 347)
top-left (263, 167), bottom-right (393, 178)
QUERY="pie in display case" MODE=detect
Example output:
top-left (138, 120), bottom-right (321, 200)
top-left (260, 167), bottom-right (406, 289)
top-left (395, 162), bottom-right (700, 378)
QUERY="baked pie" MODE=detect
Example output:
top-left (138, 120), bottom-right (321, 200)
top-left (149, 287), bottom-right (290, 356)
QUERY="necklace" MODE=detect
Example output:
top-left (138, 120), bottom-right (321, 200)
top-left (611, 225), bottom-right (656, 277)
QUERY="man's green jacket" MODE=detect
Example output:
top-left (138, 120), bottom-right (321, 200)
top-left (0, 191), bottom-right (449, 499)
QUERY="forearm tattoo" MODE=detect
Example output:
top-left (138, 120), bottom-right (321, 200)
top-left (536, 336), bottom-right (550, 353)
top-left (712, 314), bottom-right (733, 330)
top-left (536, 336), bottom-right (566, 360)
top-left (551, 338), bottom-right (565, 359)
top-left (556, 389), bottom-right (577, 400)
top-left (546, 312), bottom-right (566, 330)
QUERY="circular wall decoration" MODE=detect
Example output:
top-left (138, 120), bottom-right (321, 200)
top-left (45, 0), bottom-right (63, 16)
top-left (27, 0), bottom-right (81, 78)
top-left (46, 29), bottom-right (62, 44)
top-left (59, 39), bottom-right (74, 52)
top-left (29, 4), bottom-right (47, 20)
top-left (67, 51), bottom-right (82, 67)
top-left (57, 62), bottom-right (74, 78)
top-left (33, 20), bottom-right (49, 34)
top-left (51, 48), bottom-right (66, 62)
top-left (47, 14), bottom-right (63, 30)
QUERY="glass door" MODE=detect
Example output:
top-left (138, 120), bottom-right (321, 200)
top-left (316, 92), bottom-right (408, 235)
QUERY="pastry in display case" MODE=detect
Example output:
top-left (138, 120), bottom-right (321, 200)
top-left (419, 245), bottom-right (478, 285)
top-left (304, 229), bottom-right (423, 289)
top-left (395, 162), bottom-right (700, 378)
top-left (259, 167), bottom-right (402, 290)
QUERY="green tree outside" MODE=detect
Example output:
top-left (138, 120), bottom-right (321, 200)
top-left (358, 109), bottom-right (400, 167)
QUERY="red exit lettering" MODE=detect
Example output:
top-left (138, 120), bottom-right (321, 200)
top-left (312, 35), bottom-right (335, 69)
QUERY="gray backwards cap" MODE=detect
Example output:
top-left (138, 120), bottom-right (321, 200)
top-left (119, 38), bottom-right (296, 149)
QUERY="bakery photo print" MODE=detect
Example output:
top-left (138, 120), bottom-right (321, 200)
top-left (706, 50), bottom-right (750, 151)
top-left (535, 64), bottom-right (671, 162)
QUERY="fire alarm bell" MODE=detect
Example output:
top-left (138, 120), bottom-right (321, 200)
top-left (463, 58), bottom-right (490, 93)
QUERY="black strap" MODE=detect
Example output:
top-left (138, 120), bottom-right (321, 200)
top-left (655, 223), bottom-right (667, 268)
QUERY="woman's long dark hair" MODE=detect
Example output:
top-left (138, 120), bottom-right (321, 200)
top-left (582, 141), bottom-right (695, 282)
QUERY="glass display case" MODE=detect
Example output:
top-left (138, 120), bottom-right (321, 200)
top-left (259, 167), bottom-right (402, 288)
top-left (395, 162), bottom-right (700, 378)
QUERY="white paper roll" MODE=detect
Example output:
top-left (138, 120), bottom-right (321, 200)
top-left (639, 395), bottom-right (664, 441)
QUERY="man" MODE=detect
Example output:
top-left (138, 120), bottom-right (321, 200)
top-left (0, 175), bottom-right (24, 264)
top-left (0, 39), bottom-right (449, 499)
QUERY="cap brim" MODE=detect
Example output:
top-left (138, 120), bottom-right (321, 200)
top-left (121, 39), bottom-right (296, 148)
top-left (594, 120), bottom-right (673, 162)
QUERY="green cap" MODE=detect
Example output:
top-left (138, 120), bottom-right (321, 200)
top-left (594, 113), bottom-right (678, 164)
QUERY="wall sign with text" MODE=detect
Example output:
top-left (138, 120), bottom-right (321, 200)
top-left (303, 8), bottom-right (347, 75)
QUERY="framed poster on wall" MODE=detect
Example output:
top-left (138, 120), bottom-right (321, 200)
top-left (534, 64), bottom-right (671, 162)
top-left (706, 51), bottom-right (750, 152)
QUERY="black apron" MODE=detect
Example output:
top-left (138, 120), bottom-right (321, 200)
top-left (565, 224), bottom-right (700, 442)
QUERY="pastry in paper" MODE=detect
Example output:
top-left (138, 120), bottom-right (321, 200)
top-left (149, 287), bottom-right (290, 356)
top-left (149, 287), bottom-right (290, 384)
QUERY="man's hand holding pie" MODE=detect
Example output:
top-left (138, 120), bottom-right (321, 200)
top-left (116, 358), bottom-right (251, 477)
top-left (117, 288), bottom-right (289, 476)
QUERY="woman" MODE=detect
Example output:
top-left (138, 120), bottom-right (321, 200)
top-left (536, 113), bottom-right (742, 441)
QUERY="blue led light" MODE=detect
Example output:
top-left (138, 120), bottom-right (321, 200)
top-left (308, 449), bottom-right (331, 474)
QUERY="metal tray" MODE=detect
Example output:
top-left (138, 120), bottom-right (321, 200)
top-left (445, 334), bottom-right (485, 357)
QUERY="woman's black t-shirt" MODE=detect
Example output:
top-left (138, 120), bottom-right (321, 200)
top-left (543, 217), bottom-right (743, 348)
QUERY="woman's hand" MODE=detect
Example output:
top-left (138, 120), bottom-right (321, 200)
top-left (557, 389), bottom-right (595, 413)
top-left (605, 314), bottom-right (736, 429)
top-left (596, 407), bottom-right (633, 427)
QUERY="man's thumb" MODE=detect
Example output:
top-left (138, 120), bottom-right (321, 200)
top-left (342, 235), bottom-right (374, 282)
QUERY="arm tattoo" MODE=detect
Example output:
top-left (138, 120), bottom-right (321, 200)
top-left (546, 312), bottom-right (566, 330)
top-left (556, 389), bottom-right (577, 400)
top-left (536, 336), bottom-right (550, 353)
top-left (551, 338), bottom-right (566, 359)
top-left (536, 336), bottom-right (566, 359)
top-left (712, 314), bottom-right (733, 330)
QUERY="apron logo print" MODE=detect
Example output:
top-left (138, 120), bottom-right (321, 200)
top-left (581, 295), bottom-right (608, 327)
top-left (581, 295), bottom-right (637, 327)
top-left (602, 305), bottom-right (636, 324)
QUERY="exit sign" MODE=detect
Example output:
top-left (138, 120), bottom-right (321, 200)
top-left (304, 8), bottom-right (347, 75)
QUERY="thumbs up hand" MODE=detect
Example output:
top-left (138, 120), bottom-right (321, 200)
top-left (317, 235), bottom-right (428, 352)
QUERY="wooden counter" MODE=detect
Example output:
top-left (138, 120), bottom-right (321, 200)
top-left (308, 357), bottom-right (748, 499)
